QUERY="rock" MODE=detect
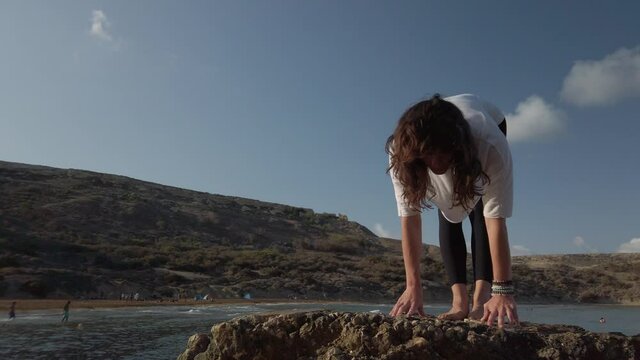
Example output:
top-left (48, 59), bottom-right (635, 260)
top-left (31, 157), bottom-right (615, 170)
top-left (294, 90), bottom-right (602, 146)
top-left (177, 334), bottom-right (210, 360)
top-left (179, 311), bottom-right (639, 360)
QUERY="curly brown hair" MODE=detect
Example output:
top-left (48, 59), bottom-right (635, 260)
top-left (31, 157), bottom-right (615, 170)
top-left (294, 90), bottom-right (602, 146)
top-left (385, 94), bottom-right (489, 212)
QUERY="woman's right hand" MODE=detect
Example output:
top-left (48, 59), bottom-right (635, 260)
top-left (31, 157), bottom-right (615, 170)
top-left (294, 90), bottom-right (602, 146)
top-left (481, 294), bottom-right (519, 327)
top-left (391, 215), bottom-right (425, 317)
top-left (389, 285), bottom-right (426, 317)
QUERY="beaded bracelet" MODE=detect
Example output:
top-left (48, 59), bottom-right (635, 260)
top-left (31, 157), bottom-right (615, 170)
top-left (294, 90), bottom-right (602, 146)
top-left (491, 288), bottom-right (515, 295)
top-left (491, 280), bottom-right (515, 295)
top-left (492, 284), bottom-right (514, 289)
top-left (491, 289), bottom-right (515, 296)
top-left (492, 280), bottom-right (513, 286)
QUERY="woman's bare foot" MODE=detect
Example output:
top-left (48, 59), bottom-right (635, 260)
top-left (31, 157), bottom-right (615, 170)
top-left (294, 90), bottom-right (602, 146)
top-left (439, 283), bottom-right (469, 320)
top-left (468, 306), bottom-right (484, 320)
top-left (438, 307), bottom-right (468, 320)
top-left (469, 280), bottom-right (492, 321)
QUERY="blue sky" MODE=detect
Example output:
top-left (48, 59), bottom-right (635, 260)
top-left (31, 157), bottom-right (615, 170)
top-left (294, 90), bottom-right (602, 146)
top-left (2, 1), bottom-right (639, 255)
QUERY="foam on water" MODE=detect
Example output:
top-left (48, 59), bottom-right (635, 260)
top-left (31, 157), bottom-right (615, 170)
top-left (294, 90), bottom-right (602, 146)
top-left (138, 309), bottom-right (165, 313)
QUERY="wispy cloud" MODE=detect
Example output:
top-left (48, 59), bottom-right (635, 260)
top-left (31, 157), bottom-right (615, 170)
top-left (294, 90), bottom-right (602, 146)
top-left (561, 46), bottom-right (640, 106)
top-left (617, 238), bottom-right (640, 253)
top-left (506, 95), bottom-right (566, 142)
top-left (573, 236), bottom-right (598, 253)
top-left (372, 223), bottom-right (391, 238)
top-left (90, 10), bottom-right (112, 42)
top-left (573, 236), bottom-right (585, 247)
top-left (511, 245), bottom-right (532, 256)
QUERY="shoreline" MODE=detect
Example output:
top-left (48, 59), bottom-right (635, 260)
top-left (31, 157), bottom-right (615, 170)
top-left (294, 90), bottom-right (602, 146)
top-left (0, 298), bottom-right (371, 311)
top-left (2, 298), bottom-right (639, 311)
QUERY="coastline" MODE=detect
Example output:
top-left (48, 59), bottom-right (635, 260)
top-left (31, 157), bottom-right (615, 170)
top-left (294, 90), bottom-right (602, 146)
top-left (2, 298), bottom-right (639, 312)
top-left (0, 298), bottom-right (368, 311)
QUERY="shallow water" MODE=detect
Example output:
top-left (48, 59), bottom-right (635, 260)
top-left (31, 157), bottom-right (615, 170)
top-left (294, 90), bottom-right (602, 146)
top-left (0, 303), bottom-right (638, 359)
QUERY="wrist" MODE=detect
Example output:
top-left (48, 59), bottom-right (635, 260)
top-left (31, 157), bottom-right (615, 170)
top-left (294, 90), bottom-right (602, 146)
top-left (491, 293), bottom-right (515, 299)
top-left (491, 280), bottom-right (515, 296)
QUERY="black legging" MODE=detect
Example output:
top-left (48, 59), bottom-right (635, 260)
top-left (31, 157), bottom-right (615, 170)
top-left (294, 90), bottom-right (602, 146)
top-left (438, 119), bottom-right (506, 286)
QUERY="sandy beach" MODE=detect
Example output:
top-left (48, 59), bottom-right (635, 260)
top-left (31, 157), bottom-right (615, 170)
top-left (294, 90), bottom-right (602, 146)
top-left (3, 298), bottom-right (639, 312)
top-left (0, 298), bottom-right (345, 311)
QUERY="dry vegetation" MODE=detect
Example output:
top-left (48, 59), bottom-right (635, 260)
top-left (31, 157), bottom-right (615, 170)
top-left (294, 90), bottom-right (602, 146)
top-left (512, 254), bottom-right (640, 304)
top-left (1, 160), bottom-right (639, 304)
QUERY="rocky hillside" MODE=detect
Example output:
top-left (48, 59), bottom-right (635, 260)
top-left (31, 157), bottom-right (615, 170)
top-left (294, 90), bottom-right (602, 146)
top-left (512, 254), bottom-right (640, 304)
top-left (1, 160), bottom-right (639, 304)
top-left (0, 160), bottom-right (425, 300)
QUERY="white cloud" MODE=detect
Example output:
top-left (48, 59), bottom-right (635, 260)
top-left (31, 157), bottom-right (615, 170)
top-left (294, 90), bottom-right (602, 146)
top-left (372, 223), bottom-right (391, 238)
top-left (90, 10), bottom-right (112, 41)
top-left (617, 238), bottom-right (640, 253)
top-left (573, 236), bottom-right (585, 247)
top-left (506, 95), bottom-right (566, 142)
top-left (511, 245), bottom-right (532, 256)
top-left (573, 235), bottom-right (598, 253)
top-left (561, 46), bottom-right (640, 106)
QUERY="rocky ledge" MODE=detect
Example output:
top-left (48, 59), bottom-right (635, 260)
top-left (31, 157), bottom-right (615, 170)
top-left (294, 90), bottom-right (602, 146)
top-left (178, 311), bottom-right (640, 360)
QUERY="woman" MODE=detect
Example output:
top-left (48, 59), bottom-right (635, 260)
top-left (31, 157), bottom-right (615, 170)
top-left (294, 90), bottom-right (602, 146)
top-left (386, 94), bottom-right (518, 327)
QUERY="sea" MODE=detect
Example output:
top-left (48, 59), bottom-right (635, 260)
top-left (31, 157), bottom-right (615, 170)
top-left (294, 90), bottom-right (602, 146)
top-left (0, 302), bottom-right (638, 360)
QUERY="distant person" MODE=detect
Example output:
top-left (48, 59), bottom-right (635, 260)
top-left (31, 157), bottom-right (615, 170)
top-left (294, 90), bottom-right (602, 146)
top-left (9, 301), bottom-right (16, 320)
top-left (387, 94), bottom-right (518, 327)
top-left (599, 317), bottom-right (606, 324)
top-left (62, 301), bottom-right (71, 323)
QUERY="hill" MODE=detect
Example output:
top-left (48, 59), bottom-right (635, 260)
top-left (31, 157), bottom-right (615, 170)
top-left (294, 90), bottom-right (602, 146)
top-left (1, 160), bottom-right (639, 304)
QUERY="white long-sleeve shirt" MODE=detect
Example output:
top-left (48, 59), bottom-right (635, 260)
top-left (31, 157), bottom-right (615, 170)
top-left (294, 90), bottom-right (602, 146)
top-left (391, 94), bottom-right (513, 223)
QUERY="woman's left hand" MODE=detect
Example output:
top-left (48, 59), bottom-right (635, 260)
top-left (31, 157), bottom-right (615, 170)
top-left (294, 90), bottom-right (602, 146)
top-left (481, 294), bottom-right (519, 327)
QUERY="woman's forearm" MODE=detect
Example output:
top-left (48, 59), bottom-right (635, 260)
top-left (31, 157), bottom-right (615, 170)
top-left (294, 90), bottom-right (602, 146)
top-left (485, 217), bottom-right (512, 281)
top-left (401, 215), bottom-right (423, 288)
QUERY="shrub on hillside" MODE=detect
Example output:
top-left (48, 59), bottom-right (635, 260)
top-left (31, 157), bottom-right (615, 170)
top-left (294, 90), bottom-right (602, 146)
top-left (93, 253), bottom-right (144, 270)
top-left (93, 254), bottom-right (114, 268)
top-left (113, 246), bottom-right (149, 259)
top-left (142, 254), bottom-right (169, 267)
top-left (577, 289), bottom-right (602, 303)
top-left (229, 248), bottom-right (284, 268)
top-left (46, 271), bottom-right (95, 295)
top-left (170, 263), bottom-right (208, 273)
top-left (156, 286), bottom-right (177, 298)
top-left (1, 237), bottom-right (39, 256)
top-left (20, 279), bottom-right (50, 298)
top-left (162, 273), bottom-right (186, 285)
top-left (313, 233), bottom-right (366, 254)
top-left (0, 255), bottom-right (20, 268)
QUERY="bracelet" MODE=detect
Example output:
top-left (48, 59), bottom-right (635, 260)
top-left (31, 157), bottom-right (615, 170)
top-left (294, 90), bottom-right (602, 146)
top-left (491, 286), bottom-right (515, 295)
top-left (492, 280), bottom-right (513, 286)
top-left (491, 280), bottom-right (515, 295)
top-left (491, 290), bottom-right (515, 296)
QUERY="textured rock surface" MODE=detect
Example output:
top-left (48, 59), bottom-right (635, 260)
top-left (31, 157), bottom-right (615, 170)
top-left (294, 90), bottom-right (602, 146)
top-left (177, 334), bottom-right (211, 360)
top-left (180, 311), bottom-right (640, 360)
